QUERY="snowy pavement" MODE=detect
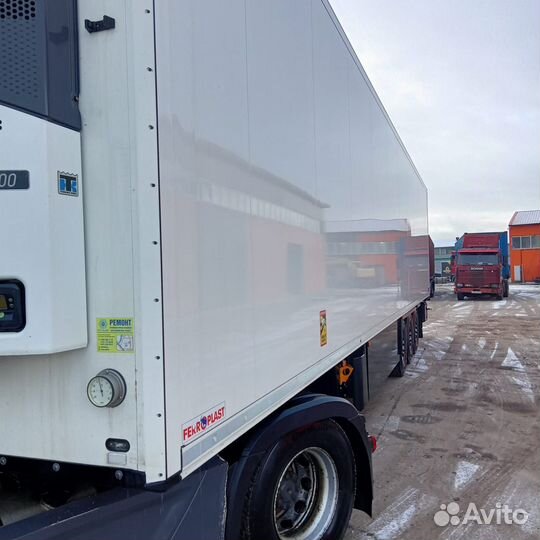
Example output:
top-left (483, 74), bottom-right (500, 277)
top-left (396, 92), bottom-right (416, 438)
top-left (346, 283), bottom-right (540, 540)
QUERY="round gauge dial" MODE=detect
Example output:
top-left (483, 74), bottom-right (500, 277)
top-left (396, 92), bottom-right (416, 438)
top-left (87, 369), bottom-right (126, 408)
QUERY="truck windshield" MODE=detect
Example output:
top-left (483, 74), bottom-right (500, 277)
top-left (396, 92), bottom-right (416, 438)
top-left (458, 253), bottom-right (498, 265)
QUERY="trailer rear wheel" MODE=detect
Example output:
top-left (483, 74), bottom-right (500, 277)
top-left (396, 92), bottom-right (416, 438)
top-left (412, 312), bottom-right (421, 355)
top-left (391, 318), bottom-right (409, 377)
top-left (410, 313), bottom-right (418, 357)
top-left (240, 420), bottom-right (355, 540)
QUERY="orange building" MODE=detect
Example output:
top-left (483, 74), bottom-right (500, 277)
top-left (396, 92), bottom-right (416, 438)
top-left (509, 210), bottom-right (540, 283)
top-left (325, 219), bottom-right (411, 287)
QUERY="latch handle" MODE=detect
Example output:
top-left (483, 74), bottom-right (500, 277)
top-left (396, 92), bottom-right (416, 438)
top-left (85, 15), bottom-right (116, 34)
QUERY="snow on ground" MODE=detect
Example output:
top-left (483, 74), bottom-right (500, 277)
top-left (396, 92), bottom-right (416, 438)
top-left (346, 284), bottom-right (540, 540)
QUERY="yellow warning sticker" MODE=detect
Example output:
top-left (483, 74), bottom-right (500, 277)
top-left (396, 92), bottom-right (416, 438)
top-left (96, 318), bottom-right (135, 353)
top-left (320, 310), bottom-right (327, 347)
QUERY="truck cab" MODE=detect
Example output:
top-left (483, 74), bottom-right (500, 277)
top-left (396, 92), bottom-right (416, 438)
top-left (454, 232), bottom-right (510, 300)
top-left (455, 248), bottom-right (505, 300)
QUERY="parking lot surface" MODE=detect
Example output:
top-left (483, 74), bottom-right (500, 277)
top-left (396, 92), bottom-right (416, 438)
top-left (347, 284), bottom-right (540, 540)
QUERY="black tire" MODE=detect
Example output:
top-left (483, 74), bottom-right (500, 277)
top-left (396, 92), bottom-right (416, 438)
top-left (411, 312), bottom-right (419, 355)
top-left (240, 420), bottom-right (355, 540)
top-left (391, 319), bottom-right (408, 377)
top-left (406, 316), bottom-right (415, 363)
top-left (390, 354), bottom-right (406, 377)
top-left (457, 293), bottom-right (464, 301)
top-left (496, 294), bottom-right (503, 301)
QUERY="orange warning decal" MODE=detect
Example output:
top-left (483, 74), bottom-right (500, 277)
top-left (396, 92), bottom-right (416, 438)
top-left (320, 310), bottom-right (327, 346)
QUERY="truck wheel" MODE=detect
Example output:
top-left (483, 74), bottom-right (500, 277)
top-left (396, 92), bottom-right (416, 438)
top-left (457, 293), bottom-right (464, 301)
top-left (411, 312), bottom-right (419, 355)
top-left (390, 353), bottom-right (406, 377)
top-left (391, 318), bottom-right (408, 376)
top-left (407, 316), bottom-right (415, 361)
top-left (240, 420), bottom-right (355, 540)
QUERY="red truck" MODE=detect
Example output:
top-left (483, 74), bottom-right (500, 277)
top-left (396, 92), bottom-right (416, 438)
top-left (455, 232), bottom-right (510, 300)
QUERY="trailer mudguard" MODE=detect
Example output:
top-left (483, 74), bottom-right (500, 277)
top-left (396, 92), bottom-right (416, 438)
top-left (225, 393), bottom-right (373, 540)
top-left (0, 457), bottom-right (227, 540)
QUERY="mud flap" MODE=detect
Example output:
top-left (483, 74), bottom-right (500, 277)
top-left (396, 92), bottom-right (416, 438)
top-left (0, 457), bottom-right (228, 540)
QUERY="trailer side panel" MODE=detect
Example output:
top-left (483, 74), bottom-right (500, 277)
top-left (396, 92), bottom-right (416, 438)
top-left (154, 0), bottom-right (429, 477)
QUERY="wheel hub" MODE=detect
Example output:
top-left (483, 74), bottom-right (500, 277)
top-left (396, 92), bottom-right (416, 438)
top-left (273, 447), bottom-right (338, 540)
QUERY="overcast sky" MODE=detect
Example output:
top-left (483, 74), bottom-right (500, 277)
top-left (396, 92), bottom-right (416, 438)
top-left (330, 0), bottom-right (540, 246)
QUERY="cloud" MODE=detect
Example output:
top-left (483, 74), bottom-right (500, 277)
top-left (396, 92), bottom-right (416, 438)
top-left (330, 0), bottom-right (540, 245)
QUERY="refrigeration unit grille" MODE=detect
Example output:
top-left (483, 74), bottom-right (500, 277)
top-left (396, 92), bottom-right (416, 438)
top-left (0, 0), bottom-right (36, 20)
top-left (0, 1), bottom-right (39, 101)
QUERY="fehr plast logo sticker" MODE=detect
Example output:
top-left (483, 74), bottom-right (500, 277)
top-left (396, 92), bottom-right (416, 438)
top-left (182, 403), bottom-right (226, 444)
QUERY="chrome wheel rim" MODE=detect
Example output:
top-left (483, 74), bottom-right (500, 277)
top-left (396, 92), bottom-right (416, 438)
top-left (273, 447), bottom-right (338, 540)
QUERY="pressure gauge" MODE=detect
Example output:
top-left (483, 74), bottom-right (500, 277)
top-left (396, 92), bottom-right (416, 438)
top-left (87, 369), bottom-right (126, 408)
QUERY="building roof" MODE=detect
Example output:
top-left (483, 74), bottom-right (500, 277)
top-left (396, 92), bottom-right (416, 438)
top-left (509, 210), bottom-right (540, 226)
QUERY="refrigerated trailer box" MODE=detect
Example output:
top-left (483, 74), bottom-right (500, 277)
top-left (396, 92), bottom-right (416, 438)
top-left (0, 1), bottom-right (429, 538)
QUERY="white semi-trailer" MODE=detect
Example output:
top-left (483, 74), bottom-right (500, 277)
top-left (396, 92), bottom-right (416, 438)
top-left (0, 1), bottom-right (429, 538)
